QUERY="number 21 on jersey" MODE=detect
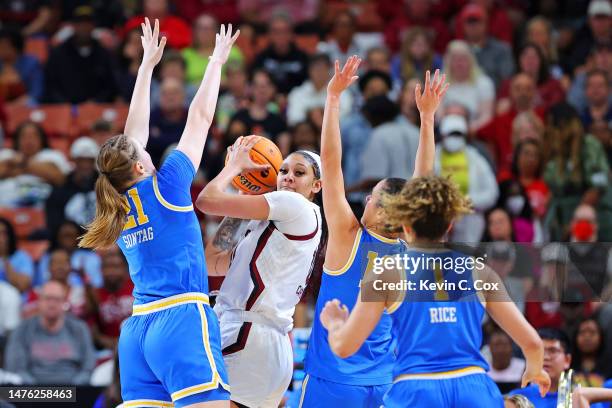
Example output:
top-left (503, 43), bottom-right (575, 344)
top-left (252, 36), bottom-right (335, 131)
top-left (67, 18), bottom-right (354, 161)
top-left (123, 188), bottom-right (149, 230)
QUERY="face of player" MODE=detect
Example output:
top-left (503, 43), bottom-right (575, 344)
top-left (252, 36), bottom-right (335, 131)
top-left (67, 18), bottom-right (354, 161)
top-left (131, 138), bottom-right (155, 175)
top-left (542, 339), bottom-right (571, 385)
top-left (361, 180), bottom-right (386, 229)
top-left (277, 153), bottom-right (321, 201)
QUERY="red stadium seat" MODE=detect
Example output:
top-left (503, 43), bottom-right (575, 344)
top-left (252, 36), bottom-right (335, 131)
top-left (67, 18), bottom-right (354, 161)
top-left (0, 207), bottom-right (46, 240)
top-left (5, 104), bottom-right (75, 139)
top-left (295, 35), bottom-right (320, 54)
top-left (76, 102), bottom-right (129, 136)
top-left (24, 37), bottom-right (49, 64)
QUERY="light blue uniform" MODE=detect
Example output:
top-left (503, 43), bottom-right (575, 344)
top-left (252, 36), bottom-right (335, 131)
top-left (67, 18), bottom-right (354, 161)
top-left (383, 248), bottom-right (503, 408)
top-left (117, 150), bottom-right (229, 407)
top-left (301, 229), bottom-right (400, 407)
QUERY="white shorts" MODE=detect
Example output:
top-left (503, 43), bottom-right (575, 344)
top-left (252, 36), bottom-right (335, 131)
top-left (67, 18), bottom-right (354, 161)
top-left (220, 314), bottom-right (293, 407)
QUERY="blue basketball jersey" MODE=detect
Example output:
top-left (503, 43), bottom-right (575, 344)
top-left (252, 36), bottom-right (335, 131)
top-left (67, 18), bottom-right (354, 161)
top-left (116, 150), bottom-right (207, 304)
top-left (304, 228), bottom-right (400, 385)
top-left (388, 247), bottom-right (489, 378)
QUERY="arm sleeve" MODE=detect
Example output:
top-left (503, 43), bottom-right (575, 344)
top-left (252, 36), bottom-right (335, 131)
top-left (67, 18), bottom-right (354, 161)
top-left (155, 149), bottom-right (196, 207)
top-left (4, 324), bottom-right (35, 384)
top-left (263, 191), bottom-right (318, 236)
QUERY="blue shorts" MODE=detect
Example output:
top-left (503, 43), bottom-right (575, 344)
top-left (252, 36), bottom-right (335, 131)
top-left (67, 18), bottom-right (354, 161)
top-left (118, 293), bottom-right (230, 407)
top-left (383, 373), bottom-right (503, 408)
top-left (299, 374), bottom-right (391, 408)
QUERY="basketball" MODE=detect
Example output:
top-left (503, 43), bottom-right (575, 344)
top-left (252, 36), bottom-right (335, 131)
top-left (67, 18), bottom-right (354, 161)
top-left (225, 136), bottom-right (283, 194)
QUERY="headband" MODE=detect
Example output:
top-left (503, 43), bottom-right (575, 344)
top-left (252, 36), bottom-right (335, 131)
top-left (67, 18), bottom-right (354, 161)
top-left (297, 150), bottom-right (323, 179)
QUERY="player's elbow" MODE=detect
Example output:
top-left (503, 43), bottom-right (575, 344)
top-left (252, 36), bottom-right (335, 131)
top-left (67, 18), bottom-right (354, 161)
top-left (195, 187), bottom-right (219, 214)
top-left (188, 105), bottom-right (214, 128)
top-left (523, 335), bottom-right (544, 354)
top-left (330, 337), bottom-right (358, 359)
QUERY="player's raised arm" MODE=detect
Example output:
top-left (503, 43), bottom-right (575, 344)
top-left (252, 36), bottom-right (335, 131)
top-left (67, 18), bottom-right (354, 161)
top-left (124, 18), bottom-right (166, 148)
top-left (177, 24), bottom-right (239, 170)
top-left (321, 56), bottom-right (361, 237)
top-left (413, 69), bottom-right (449, 178)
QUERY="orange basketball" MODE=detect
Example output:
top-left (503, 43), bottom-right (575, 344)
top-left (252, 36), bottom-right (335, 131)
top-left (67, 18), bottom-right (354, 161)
top-left (225, 136), bottom-right (283, 194)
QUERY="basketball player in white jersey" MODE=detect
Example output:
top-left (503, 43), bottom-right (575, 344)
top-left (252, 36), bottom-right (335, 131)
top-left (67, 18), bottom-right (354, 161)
top-left (196, 137), bottom-right (326, 408)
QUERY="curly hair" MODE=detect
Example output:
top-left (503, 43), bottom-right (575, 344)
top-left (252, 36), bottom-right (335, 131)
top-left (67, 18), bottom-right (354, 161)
top-left (382, 176), bottom-right (473, 240)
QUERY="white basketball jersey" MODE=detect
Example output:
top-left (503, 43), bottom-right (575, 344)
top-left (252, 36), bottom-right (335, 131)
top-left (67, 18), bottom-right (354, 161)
top-left (214, 191), bottom-right (322, 333)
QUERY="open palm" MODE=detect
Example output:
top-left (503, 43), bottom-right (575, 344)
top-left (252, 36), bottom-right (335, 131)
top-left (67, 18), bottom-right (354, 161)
top-left (140, 17), bottom-right (166, 69)
top-left (415, 69), bottom-right (449, 117)
top-left (211, 24), bottom-right (240, 64)
top-left (327, 55), bottom-right (361, 97)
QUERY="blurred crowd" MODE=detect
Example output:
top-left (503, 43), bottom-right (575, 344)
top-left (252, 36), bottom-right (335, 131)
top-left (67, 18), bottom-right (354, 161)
top-left (0, 0), bottom-right (611, 405)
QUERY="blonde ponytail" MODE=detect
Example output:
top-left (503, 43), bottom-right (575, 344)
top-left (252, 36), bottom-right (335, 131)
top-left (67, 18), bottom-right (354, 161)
top-left (79, 135), bottom-right (139, 250)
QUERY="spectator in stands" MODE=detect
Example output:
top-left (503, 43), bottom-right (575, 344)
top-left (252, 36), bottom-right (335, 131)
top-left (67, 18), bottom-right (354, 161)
top-left (289, 121), bottom-right (319, 152)
top-left (571, 317), bottom-right (607, 387)
top-left (383, 0), bottom-right (451, 53)
top-left (496, 179), bottom-right (536, 242)
top-left (568, 45), bottom-right (612, 113)
top-left (176, 0), bottom-right (240, 25)
top-left (397, 78), bottom-right (420, 127)
top-left (45, 137), bottom-right (98, 240)
top-left (151, 51), bottom-right (197, 109)
top-left (565, 0), bottom-right (612, 74)
top-left (441, 40), bottom-right (495, 132)
top-left (90, 119), bottom-right (114, 147)
top-left (340, 70), bottom-right (392, 214)
top-left (251, 13), bottom-right (309, 94)
top-left (238, 0), bottom-right (318, 30)
top-left (498, 44), bottom-right (565, 113)
top-left (4, 280), bottom-right (95, 385)
top-left (287, 54), bottom-right (351, 126)
top-left (89, 246), bottom-right (133, 351)
top-left (352, 95), bottom-right (418, 193)
top-left (123, 0), bottom-right (192, 49)
top-left (543, 103), bottom-right (610, 241)
top-left (0, 28), bottom-right (43, 105)
top-left (0, 280), bottom-right (20, 341)
top-left (26, 248), bottom-right (87, 319)
top-left (230, 69), bottom-right (288, 149)
top-left (511, 140), bottom-right (550, 240)
top-left (0, 217), bottom-right (34, 292)
top-left (182, 14), bottom-right (243, 87)
top-left (44, 5), bottom-right (118, 104)
top-left (148, 78), bottom-right (188, 167)
top-left (509, 328), bottom-right (573, 407)
top-left (115, 28), bottom-right (143, 102)
top-left (478, 73), bottom-right (541, 176)
top-left (486, 329), bottom-right (525, 384)
top-left (0, 121), bottom-right (71, 207)
top-left (0, 0), bottom-right (54, 36)
top-left (391, 27), bottom-right (443, 85)
top-left (37, 221), bottom-right (102, 289)
top-left (458, 4), bottom-right (514, 90)
top-left (525, 16), bottom-right (563, 79)
top-left (316, 11), bottom-right (369, 66)
top-left (511, 111), bottom-right (545, 147)
top-left (434, 114), bottom-right (498, 242)
top-left (364, 47), bottom-right (392, 74)
top-left (581, 69), bottom-right (612, 128)
top-left (589, 119), bottom-right (612, 167)
top-left (216, 63), bottom-right (250, 133)
top-left (567, 204), bottom-right (612, 298)
top-left (468, 0), bottom-right (514, 45)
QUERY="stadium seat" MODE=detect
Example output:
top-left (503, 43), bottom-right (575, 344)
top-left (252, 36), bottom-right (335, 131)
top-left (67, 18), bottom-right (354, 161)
top-left (5, 104), bottom-right (74, 138)
top-left (76, 102), bottom-right (129, 136)
top-left (295, 35), bottom-right (320, 54)
top-left (0, 207), bottom-right (46, 240)
top-left (24, 37), bottom-right (49, 64)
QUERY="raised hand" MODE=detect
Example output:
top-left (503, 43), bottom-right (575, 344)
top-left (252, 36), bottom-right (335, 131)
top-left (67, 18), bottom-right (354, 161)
top-left (320, 299), bottom-right (349, 331)
top-left (226, 136), bottom-right (270, 173)
top-left (415, 69), bottom-right (449, 119)
top-left (140, 18), bottom-right (167, 69)
top-left (327, 55), bottom-right (361, 97)
top-left (210, 24), bottom-right (240, 64)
